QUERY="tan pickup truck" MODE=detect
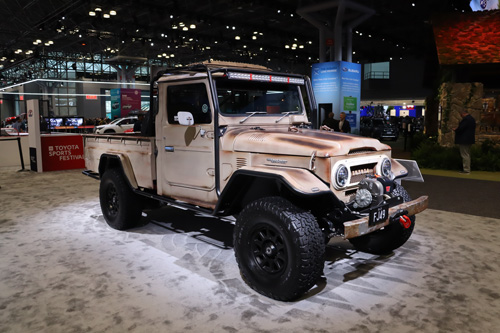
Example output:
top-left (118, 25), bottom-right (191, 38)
top-left (83, 61), bottom-right (428, 301)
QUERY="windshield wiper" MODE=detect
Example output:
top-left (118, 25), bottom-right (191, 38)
top-left (239, 111), bottom-right (267, 124)
top-left (275, 111), bottom-right (300, 123)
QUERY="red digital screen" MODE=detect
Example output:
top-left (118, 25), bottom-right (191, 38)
top-left (433, 10), bottom-right (500, 65)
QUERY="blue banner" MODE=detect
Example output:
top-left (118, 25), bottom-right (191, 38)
top-left (311, 61), bottom-right (361, 132)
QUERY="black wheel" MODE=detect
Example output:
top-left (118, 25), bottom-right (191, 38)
top-left (234, 197), bottom-right (324, 301)
top-left (349, 183), bottom-right (415, 255)
top-left (99, 168), bottom-right (143, 230)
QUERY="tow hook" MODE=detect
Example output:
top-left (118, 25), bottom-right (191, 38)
top-left (390, 209), bottom-right (412, 229)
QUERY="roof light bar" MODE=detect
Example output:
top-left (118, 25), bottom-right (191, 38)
top-left (227, 72), bottom-right (304, 85)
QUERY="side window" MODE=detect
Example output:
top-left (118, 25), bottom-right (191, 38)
top-left (167, 83), bottom-right (212, 124)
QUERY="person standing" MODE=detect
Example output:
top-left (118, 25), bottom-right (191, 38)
top-left (12, 117), bottom-right (24, 133)
top-left (453, 110), bottom-right (476, 174)
top-left (337, 112), bottom-right (351, 133)
top-left (320, 112), bottom-right (339, 131)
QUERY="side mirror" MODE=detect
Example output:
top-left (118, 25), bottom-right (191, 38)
top-left (177, 111), bottom-right (194, 126)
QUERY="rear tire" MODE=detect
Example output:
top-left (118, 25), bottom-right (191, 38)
top-left (348, 183), bottom-right (415, 254)
top-left (99, 168), bottom-right (143, 230)
top-left (234, 197), bottom-right (324, 301)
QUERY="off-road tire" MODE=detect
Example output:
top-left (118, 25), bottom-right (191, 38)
top-left (348, 183), bottom-right (415, 255)
top-left (99, 168), bottom-right (143, 230)
top-left (234, 197), bottom-right (325, 301)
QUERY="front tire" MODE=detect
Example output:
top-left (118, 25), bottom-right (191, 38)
top-left (348, 183), bottom-right (415, 254)
top-left (99, 168), bottom-right (143, 230)
top-left (234, 197), bottom-right (324, 301)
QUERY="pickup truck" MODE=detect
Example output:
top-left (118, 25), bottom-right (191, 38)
top-left (83, 61), bottom-right (428, 301)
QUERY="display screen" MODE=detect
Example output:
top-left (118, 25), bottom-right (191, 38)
top-left (65, 117), bottom-right (84, 127)
top-left (433, 10), bottom-right (500, 65)
top-left (46, 118), bottom-right (64, 128)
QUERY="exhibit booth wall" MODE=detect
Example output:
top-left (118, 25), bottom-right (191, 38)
top-left (0, 135), bottom-right (30, 168)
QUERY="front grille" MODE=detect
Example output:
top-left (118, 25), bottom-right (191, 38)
top-left (350, 163), bottom-right (376, 183)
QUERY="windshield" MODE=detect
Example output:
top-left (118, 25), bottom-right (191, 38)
top-left (215, 78), bottom-right (304, 117)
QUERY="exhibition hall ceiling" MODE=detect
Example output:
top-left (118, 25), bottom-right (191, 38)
top-left (0, 0), bottom-right (472, 72)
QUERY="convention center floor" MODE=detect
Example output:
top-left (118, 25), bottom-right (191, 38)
top-left (1, 167), bottom-right (499, 333)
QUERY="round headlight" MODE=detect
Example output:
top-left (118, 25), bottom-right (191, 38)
top-left (335, 164), bottom-right (349, 188)
top-left (381, 158), bottom-right (392, 177)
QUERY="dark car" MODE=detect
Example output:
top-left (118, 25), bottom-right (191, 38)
top-left (360, 118), bottom-right (399, 141)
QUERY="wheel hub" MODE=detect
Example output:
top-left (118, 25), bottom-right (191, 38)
top-left (264, 242), bottom-right (277, 257)
top-left (251, 226), bottom-right (286, 274)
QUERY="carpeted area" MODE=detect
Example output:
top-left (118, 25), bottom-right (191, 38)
top-left (1, 168), bottom-right (499, 333)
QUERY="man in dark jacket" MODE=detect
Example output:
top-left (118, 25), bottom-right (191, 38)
top-left (454, 110), bottom-right (476, 174)
top-left (336, 112), bottom-right (351, 133)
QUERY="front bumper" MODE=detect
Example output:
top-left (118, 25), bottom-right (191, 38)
top-left (343, 195), bottom-right (428, 239)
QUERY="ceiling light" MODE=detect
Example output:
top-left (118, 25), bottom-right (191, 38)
top-left (252, 36), bottom-right (257, 40)
top-left (172, 25), bottom-right (178, 29)
top-left (190, 24), bottom-right (196, 29)
top-left (95, 7), bottom-right (102, 11)
top-left (182, 26), bottom-right (188, 31)
top-left (103, 13), bottom-right (110, 18)
top-left (235, 36), bottom-right (240, 40)
top-left (170, 54), bottom-right (175, 58)
top-left (285, 45), bottom-right (290, 49)
top-left (179, 22), bottom-right (185, 27)
top-left (48, 41), bottom-right (53, 44)
top-left (299, 45), bottom-right (304, 48)
top-left (110, 10), bottom-right (116, 15)
top-left (89, 11), bottom-right (96, 16)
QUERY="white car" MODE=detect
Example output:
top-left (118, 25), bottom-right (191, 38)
top-left (94, 116), bottom-right (137, 134)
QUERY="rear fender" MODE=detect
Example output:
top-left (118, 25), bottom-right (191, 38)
top-left (98, 153), bottom-right (138, 189)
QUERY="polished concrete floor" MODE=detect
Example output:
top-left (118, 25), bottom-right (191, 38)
top-left (1, 168), bottom-right (499, 333)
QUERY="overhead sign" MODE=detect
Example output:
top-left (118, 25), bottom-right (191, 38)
top-left (470, 0), bottom-right (498, 11)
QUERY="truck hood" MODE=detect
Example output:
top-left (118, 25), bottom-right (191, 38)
top-left (222, 128), bottom-right (390, 157)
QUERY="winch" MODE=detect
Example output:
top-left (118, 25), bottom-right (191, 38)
top-left (353, 175), bottom-right (394, 209)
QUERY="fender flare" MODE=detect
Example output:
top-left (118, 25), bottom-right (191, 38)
top-left (98, 153), bottom-right (139, 189)
top-left (215, 166), bottom-right (343, 215)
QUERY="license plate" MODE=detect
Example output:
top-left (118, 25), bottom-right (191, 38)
top-left (369, 204), bottom-right (389, 226)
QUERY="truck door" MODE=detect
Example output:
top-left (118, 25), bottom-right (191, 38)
top-left (157, 81), bottom-right (217, 207)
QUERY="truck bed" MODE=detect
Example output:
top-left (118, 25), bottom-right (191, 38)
top-left (83, 134), bottom-right (156, 189)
